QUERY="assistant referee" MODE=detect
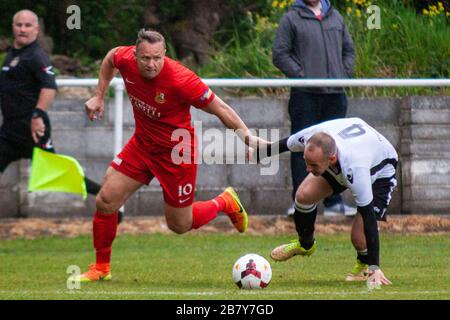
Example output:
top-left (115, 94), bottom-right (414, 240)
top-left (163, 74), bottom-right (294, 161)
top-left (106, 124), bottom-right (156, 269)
top-left (0, 10), bottom-right (122, 222)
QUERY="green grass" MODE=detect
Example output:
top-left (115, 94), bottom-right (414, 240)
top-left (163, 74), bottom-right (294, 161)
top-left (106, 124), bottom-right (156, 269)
top-left (0, 233), bottom-right (449, 300)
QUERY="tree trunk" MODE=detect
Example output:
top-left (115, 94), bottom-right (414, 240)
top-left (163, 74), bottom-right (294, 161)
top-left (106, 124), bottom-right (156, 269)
top-left (168, 0), bottom-right (222, 66)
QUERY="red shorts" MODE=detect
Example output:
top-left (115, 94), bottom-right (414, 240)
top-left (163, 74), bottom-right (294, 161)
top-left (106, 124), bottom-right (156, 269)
top-left (110, 135), bottom-right (197, 208)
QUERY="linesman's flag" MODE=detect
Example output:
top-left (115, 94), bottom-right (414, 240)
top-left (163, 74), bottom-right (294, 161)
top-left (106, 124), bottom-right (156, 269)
top-left (28, 148), bottom-right (87, 199)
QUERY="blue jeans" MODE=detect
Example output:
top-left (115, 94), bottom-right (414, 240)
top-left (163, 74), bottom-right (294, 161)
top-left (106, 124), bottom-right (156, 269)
top-left (288, 89), bottom-right (348, 207)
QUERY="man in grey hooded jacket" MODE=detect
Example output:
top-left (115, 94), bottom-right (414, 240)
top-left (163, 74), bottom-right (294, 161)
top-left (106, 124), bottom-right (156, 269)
top-left (272, 0), bottom-right (356, 216)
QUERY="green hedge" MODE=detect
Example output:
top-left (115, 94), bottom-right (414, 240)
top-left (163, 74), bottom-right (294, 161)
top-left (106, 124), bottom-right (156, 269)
top-left (197, 0), bottom-right (450, 97)
top-left (1, 1), bottom-right (448, 96)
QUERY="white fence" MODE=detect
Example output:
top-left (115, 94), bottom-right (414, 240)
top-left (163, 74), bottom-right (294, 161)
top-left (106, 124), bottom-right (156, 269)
top-left (55, 78), bottom-right (450, 157)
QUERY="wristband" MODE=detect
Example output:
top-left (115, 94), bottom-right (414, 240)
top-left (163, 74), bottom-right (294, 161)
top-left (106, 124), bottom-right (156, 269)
top-left (31, 108), bottom-right (47, 119)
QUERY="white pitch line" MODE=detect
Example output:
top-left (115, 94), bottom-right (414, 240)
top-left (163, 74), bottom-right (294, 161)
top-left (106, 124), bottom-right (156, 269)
top-left (1, 290), bottom-right (450, 296)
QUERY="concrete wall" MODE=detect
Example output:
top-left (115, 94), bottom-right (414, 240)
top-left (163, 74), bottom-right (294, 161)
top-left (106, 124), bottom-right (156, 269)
top-left (0, 95), bottom-right (447, 218)
top-left (400, 96), bottom-right (450, 214)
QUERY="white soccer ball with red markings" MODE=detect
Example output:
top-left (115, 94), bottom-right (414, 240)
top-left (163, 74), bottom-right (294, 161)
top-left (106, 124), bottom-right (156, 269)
top-left (232, 254), bottom-right (272, 289)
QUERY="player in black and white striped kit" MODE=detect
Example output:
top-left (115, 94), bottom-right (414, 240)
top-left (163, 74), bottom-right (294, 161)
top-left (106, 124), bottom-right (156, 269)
top-left (257, 117), bottom-right (397, 289)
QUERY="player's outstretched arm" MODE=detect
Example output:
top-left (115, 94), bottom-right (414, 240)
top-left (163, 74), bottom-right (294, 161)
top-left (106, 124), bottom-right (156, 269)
top-left (202, 96), bottom-right (258, 146)
top-left (255, 137), bottom-right (290, 162)
top-left (85, 47), bottom-right (119, 121)
top-left (356, 202), bottom-right (392, 288)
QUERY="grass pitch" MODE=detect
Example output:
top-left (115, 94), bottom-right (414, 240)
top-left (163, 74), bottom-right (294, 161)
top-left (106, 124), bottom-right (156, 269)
top-left (0, 233), bottom-right (449, 300)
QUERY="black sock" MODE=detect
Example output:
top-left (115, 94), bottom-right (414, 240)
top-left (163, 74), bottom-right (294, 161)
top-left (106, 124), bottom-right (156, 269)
top-left (293, 202), bottom-right (317, 250)
top-left (357, 250), bottom-right (369, 264)
top-left (84, 177), bottom-right (101, 195)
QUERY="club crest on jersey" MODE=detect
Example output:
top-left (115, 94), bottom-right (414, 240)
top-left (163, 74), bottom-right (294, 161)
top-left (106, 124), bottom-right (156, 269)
top-left (10, 57), bottom-right (20, 67)
top-left (155, 92), bottom-right (165, 104)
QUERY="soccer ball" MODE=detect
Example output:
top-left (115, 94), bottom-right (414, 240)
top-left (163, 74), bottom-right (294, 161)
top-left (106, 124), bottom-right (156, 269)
top-left (232, 253), bottom-right (272, 289)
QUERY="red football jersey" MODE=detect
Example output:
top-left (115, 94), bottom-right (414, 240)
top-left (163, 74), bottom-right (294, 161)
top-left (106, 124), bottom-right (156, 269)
top-left (113, 46), bottom-right (215, 151)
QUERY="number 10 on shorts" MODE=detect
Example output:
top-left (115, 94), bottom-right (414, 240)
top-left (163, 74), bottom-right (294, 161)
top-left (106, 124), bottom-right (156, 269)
top-left (178, 183), bottom-right (193, 197)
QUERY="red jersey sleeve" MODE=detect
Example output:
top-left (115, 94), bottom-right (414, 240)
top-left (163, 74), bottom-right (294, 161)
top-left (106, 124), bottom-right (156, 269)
top-left (178, 71), bottom-right (216, 109)
top-left (113, 46), bottom-right (134, 70)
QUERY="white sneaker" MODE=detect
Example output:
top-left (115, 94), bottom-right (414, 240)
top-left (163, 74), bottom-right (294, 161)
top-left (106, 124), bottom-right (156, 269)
top-left (286, 203), bottom-right (295, 216)
top-left (324, 202), bottom-right (356, 217)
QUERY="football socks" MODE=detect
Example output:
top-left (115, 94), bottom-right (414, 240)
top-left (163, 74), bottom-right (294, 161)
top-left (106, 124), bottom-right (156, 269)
top-left (191, 197), bottom-right (224, 229)
top-left (293, 201), bottom-right (318, 250)
top-left (93, 210), bottom-right (118, 264)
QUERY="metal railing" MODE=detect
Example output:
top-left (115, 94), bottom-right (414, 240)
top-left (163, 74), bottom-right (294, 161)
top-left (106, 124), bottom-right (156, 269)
top-left (56, 78), bottom-right (450, 156)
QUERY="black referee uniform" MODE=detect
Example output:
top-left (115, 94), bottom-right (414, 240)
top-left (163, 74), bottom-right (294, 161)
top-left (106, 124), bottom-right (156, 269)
top-left (0, 40), bottom-right (124, 223)
top-left (0, 40), bottom-right (56, 172)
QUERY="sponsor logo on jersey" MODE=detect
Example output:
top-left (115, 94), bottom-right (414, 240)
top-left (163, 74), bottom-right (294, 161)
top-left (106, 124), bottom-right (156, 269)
top-left (298, 136), bottom-right (305, 145)
top-left (200, 89), bottom-right (212, 102)
top-left (10, 57), bottom-right (20, 67)
top-left (155, 92), bottom-right (165, 104)
top-left (42, 66), bottom-right (55, 75)
top-left (129, 94), bottom-right (161, 120)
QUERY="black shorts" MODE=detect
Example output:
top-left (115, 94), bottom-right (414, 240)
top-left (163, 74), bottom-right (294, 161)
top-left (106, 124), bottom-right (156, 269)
top-left (0, 114), bottom-right (54, 173)
top-left (322, 171), bottom-right (397, 221)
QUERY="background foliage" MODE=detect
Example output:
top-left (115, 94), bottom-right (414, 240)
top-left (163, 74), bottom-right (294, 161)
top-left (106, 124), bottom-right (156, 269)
top-left (0, 0), bottom-right (449, 96)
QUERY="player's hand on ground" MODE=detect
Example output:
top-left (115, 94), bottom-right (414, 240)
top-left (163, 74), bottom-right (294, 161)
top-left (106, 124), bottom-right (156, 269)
top-left (85, 96), bottom-right (105, 121)
top-left (31, 117), bottom-right (46, 143)
top-left (367, 268), bottom-right (392, 290)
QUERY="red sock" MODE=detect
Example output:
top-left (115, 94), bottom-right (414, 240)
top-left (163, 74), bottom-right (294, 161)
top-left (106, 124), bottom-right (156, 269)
top-left (93, 210), bottom-right (118, 265)
top-left (191, 196), bottom-right (226, 229)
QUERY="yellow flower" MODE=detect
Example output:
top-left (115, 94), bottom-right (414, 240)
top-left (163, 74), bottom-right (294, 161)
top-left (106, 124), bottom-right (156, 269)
top-left (423, 9), bottom-right (429, 15)
top-left (347, 7), bottom-right (352, 14)
top-left (272, 0), bottom-right (279, 8)
top-left (356, 9), bottom-right (361, 17)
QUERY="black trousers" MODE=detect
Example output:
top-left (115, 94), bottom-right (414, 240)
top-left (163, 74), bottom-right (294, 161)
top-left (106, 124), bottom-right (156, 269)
top-left (288, 89), bottom-right (348, 206)
top-left (0, 115), bottom-right (100, 195)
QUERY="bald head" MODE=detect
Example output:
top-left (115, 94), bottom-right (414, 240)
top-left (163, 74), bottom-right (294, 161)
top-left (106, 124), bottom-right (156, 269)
top-left (12, 10), bottom-right (40, 49)
top-left (304, 132), bottom-right (337, 176)
top-left (306, 132), bottom-right (336, 158)
top-left (13, 10), bottom-right (39, 24)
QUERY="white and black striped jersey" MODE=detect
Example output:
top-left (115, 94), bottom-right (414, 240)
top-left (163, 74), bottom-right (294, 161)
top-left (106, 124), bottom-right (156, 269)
top-left (287, 117), bottom-right (398, 207)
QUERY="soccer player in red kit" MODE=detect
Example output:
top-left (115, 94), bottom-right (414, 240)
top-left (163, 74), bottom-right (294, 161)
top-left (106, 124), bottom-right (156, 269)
top-left (72, 29), bottom-right (262, 282)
